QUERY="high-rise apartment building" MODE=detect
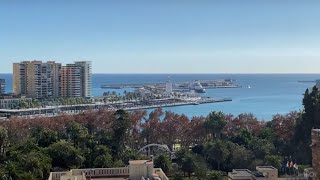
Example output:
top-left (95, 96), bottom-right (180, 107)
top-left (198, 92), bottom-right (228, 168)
top-left (13, 60), bottom-right (91, 99)
top-left (61, 64), bottom-right (81, 97)
top-left (60, 61), bottom-right (92, 98)
top-left (13, 61), bottom-right (61, 98)
top-left (74, 61), bottom-right (92, 98)
top-left (0, 79), bottom-right (5, 95)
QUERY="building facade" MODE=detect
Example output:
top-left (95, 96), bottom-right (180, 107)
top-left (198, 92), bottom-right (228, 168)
top-left (60, 61), bottom-right (92, 98)
top-left (13, 60), bottom-right (92, 99)
top-left (0, 97), bottom-right (32, 109)
top-left (13, 61), bottom-right (61, 98)
top-left (228, 166), bottom-right (278, 180)
top-left (48, 159), bottom-right (168, 180)
top-left (0, 79), bottom-right (5, 95)
top-left (61, 64), bottom-right (81, 97)
top-left (74, 61), bottom-right (92, 98)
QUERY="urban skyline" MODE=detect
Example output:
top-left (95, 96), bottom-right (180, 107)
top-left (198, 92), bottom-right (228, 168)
top-left (12, 60), bottom-right (92, 98)
top-left (1, 1), bottom-right (320, 74)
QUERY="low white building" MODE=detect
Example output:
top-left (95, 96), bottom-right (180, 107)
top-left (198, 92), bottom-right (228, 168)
top-left (0, 97), bottom-right (32, 109)
top-left (48, 159), bottom-right (169, 180)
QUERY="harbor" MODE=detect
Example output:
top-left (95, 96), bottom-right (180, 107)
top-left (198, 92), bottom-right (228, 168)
top-left (0, 97), bottom-right (232, 119)
top-left (101, 79), bottom-right (241, 93)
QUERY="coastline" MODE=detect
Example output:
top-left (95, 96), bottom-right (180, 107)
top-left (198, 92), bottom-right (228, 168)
top-left (0, 97), bottom-right (232, 119)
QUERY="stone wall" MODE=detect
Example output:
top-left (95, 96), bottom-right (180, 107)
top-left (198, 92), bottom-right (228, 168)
top-left (311, 129), bottom-right (320, 179)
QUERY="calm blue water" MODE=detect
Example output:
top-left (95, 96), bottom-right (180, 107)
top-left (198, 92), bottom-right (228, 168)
top-left (1, 73), bottom-right (318, 120)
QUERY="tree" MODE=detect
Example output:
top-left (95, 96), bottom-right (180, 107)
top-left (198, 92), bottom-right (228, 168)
top-left (293, 87), bottom-right (319, 164)
top-left (160, 112), bottom-right (189, 150)
top-left (230, 129), bottom-right (253, 147)
top-left (248, 138), bottom-right (275, 160)
top-left (0, 127), bottom-right (8, 156)
top-left (0, 139), bottom-right (52, 180)
top-left (181, 154), bottom-right (195, 178)
top-left (194, 155), bottom-right (207, 179)
top-left (93, 154), bottom-right (113, 168)
top-left (204, 111), bottom-right (227, 139)
top-left (264, 155), bottom-right (282, 169)
top-left (206, 170), bottom-right (225, 180)
top-left (111, 110), bottom-right (131, 157)
top-left (154, 154), bottom-right (172, 174)
top-left (22, 151), bottom-right (52, 179)
top-left (47, 140), bottom-right (85, 169)
top-left (31, 127), bottom-right (58, 147)
top-left (205, 140), bottom-right (230, 170)
top-left (141, 108), bottom-right (162, 145)
top-left (65, 121), bottom-right (88, 148)
top-left (227, 142), bottom-right (253, 169)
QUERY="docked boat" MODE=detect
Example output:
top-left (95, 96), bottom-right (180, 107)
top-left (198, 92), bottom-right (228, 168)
top-left (190, 81), bottom-right (206, 93)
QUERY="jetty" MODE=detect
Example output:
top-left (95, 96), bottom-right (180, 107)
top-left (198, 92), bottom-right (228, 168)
top-left (0, 97), bottom-right (232, 119)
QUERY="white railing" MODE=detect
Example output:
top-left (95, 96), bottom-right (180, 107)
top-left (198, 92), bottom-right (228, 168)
top-left (48, 172), bottom-right (67, 180)
top-left (48, 167), bottom-right (129, 180)
top-left (73, 167), bottom-right (129, 177)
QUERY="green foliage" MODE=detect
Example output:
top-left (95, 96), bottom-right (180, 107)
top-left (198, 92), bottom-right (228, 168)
top-left (0, 140), bottom-right (52, 180)
top-left (230, 129), bottom-right (253, 147)
top-left (248, 138), bottom-right (275, 160)
top-left (112, 110), bottom-right (131, 157)
top-left (205, 140), bottom-right (230, 170)
top-left (264, 155), bottom-right (282, 169)
top-left (293, 86), bottom-right (319, 164)
top-left (46, 140), bottom-right (84, 169)
top-left (193, 155), bottom-right (207, 179)
top-left (120, 149), bottom-right (139, 164)
top-left (66, 121), bottom-right (89, 147)
top-left (171, 173), bottom-right (184, 180)
top-left (204, 111), bottom-right (227, 139)
top-left (31, 127), bottom-right (59, 147)
top-left (181, 154), bottom-right (195, 178)
top-left (154, 154), bottom-right (172, 174)
top-left (0, 127), bottom-right (8, 158)
top-left (113, 160), bottom-right (125, 167)
top-left (227, 141), bottom-right (253, 169)
top-left (206, 170), bottom-right (225, 180)
top-left (93, 154), bottom-right (113, 168)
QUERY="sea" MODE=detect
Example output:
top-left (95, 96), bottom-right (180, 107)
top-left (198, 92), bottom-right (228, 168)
top-left (1, 73), bottom-right (319, 121)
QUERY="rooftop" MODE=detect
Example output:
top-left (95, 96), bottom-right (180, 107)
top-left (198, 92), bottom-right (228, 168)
top-left (229, 169), bottom-right (253, 177)
top-left (256, 166), bottom-right (278, 171)
top-left (129, 160), bottom-right (153, 165)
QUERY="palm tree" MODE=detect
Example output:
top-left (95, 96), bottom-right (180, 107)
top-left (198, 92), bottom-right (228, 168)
top-left (204, 111), bottom-right (227, 139)
top-left (205, 140), bottom-right (230, 170)
top-left (0, 128), bottom-right (7, 156)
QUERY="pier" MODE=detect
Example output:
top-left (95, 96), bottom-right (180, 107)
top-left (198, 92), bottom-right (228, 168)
top-left (0, 97), bottom-right (232, 119)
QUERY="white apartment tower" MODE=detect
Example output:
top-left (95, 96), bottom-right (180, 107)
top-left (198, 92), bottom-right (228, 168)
top-left (74, 61), bottom-right (92, 98)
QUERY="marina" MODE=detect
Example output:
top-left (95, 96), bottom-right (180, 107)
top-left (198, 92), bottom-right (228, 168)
top-left (0, 97), bottom-right (232, 119)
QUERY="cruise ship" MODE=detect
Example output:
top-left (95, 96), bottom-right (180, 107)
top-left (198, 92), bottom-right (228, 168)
top-left (190, 81), bottom-right (206, 93)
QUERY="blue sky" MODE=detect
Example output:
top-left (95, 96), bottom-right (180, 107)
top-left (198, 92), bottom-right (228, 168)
top-left (1, 0), bottom-right (320, 73)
